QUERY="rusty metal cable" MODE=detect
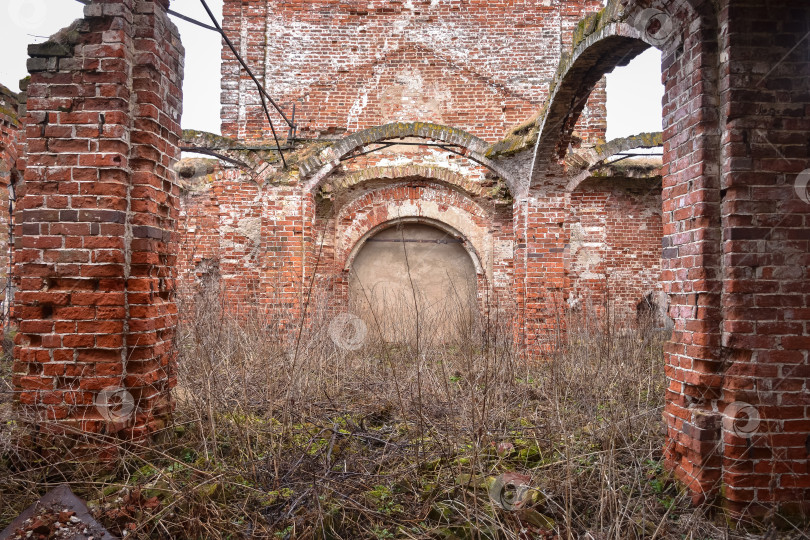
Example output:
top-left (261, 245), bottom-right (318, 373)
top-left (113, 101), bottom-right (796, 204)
top-left (73, 0), bottom-right (293, 168)
top-left (198, 0), bottom-right (288, 168)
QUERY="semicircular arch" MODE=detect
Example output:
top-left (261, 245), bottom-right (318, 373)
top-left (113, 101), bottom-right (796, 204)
top-left (324, 164), bottom-right (510, 202)
top-left (344, 217), bottom-right (484, 277)
top-left (336, 183), bottom-right (492, 278)
top-left (529, 22), bottom-right (653, 185)
top-left (299, 122), bottom-right (518, 194)
top-left (524, 0), bottom-right (718, 193)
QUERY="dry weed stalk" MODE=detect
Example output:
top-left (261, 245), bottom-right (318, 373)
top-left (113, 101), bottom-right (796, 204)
top-left (0, 281), bottom-right (803, 539)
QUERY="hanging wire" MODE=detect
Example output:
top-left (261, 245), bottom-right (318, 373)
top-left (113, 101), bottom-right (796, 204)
top-left (198, 0), bottom-right (289, 168)
top-left (72, 0), bottom-right (295, 168)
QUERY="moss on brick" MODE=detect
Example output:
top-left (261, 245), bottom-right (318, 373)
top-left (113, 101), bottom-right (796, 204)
top-left (320, 164), bottom-right (511, 202)
top-left (182, 129), bottom-right (244, 150)
top-left (572, 10), bottom-right (604, 49)
top-left (0, 107), bottom-right (18, 125)
top-left (181, 129), bottom-right (337, 185)
top-left (484, 109), bottom-right (543, 159)
top-left (0, 83), bottom-right (20, 125)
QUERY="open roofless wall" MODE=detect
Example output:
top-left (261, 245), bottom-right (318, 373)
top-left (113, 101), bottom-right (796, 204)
top-left (4, 0), bottom-right (810, 519)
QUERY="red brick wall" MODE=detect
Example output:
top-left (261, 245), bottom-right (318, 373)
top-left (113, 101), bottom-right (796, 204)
top-left (176, 163), bottom-right (668, 350)
top-left (176, 158), bottom-right (521, 334)
top-left (567, 179), bottom-right (663, 323)
top-left (12, 0), bottom-right (184, 442)
top-left (220, 0), bottom-right (605, 142)
top-left (178, 168), bottom-right (263, 314)
top-left (0, 85), bottom-right (20, 325)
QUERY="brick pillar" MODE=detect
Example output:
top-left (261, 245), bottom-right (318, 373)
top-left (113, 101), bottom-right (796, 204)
top-left (513, 198), bottom-right (526, 349)
top-left (658, 0), bottom-right (725, 502)
top-left (220, 0), bottom-right (271, 140)
top-left (12, 0), bottom-right (184, 443)
top-left (313, 208), bottom-right (347, 316)
top-left (715, 0), bottom-right (810, 518)
top-left (660, 0), bottom-right (810, 518)
top-left (491, 203), bottom-right (515, 325)
top-left (513, 187), bottom-right (569, 353)
top-left (219, 0), bottom-right (240, 139)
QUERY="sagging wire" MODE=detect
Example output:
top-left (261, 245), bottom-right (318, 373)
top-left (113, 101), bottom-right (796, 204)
top-left (197, 0), bottom-right (290, 168)
top-left (73, 0), bottom-right (296, 168)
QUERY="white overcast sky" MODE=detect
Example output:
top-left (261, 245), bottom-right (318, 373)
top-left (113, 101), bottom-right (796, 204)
top-left (0, 0), bottom-right (663, 140)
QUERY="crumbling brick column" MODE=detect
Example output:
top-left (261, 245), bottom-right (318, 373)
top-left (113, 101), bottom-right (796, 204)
top-left (658, 0), bottom-right (810, 516)
top-left (12, 0), bottom-right (184, 442)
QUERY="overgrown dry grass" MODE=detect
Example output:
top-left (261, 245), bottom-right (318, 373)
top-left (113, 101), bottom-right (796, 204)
top-left (0, 291), bottom-right (806, 539)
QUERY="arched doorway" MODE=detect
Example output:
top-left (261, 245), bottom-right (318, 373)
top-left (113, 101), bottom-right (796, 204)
top-left (348, 222), bottom-right (478, 345)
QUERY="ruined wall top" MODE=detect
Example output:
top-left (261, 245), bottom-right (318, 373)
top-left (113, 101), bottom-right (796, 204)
top-left (0, 83), bottom-right (20, 126)
top-left (220, 0), bottom-right (604, 143)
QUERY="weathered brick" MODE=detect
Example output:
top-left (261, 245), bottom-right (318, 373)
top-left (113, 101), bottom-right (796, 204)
top-left (11, 0), bottom-right (182, 447)
top-left (5, 0), bottom-right (808, 519)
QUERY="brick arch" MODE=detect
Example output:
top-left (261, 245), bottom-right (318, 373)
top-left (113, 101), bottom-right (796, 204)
top-left (335, 183), bottom-right (493, 280)
top-left (525, 0), bottom-right (718, 192)
top-left (343, 216), bottom-right (484, 276)
top-left (299, 122), bottom-right (518, 194)
top-left (520, 0), bottom-right (730, 505)
top-left (526, 21), bottom-right (652, 189)
top-left (324, 164), bottom-right (507, 201)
